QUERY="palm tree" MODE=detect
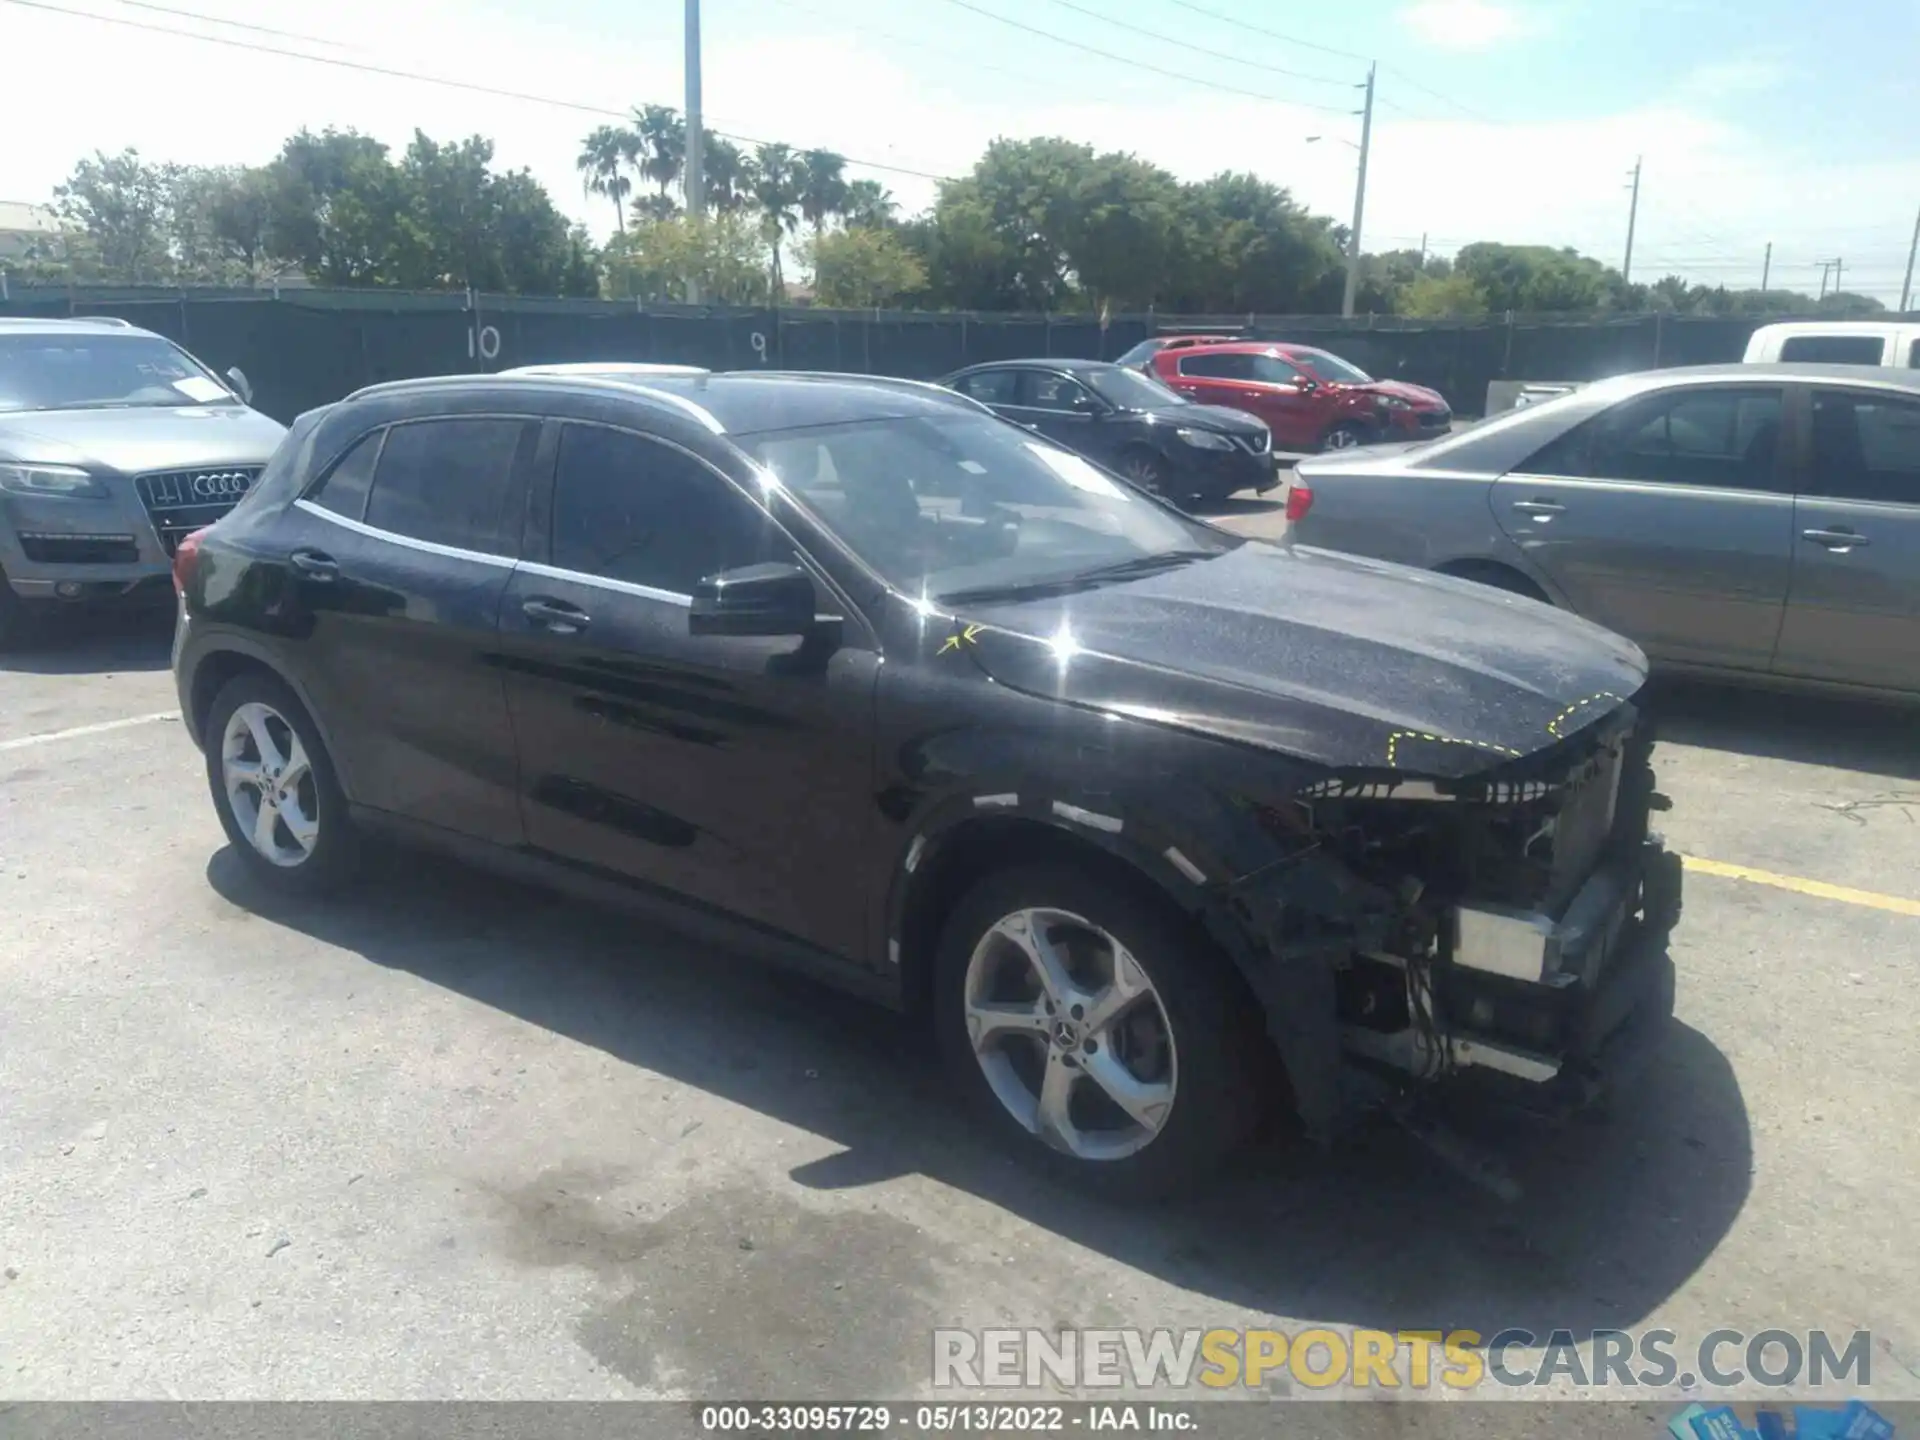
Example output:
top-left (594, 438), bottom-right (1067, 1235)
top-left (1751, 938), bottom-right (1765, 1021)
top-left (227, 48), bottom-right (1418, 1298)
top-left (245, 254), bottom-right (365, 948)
top-left (631, 104), bottom-right (686, 205)
top-left (700, 134), bottom-right (748, 215)
top-left (843, 178), bottom-right (897, 230)
top-left (796, 148), bottom-right (849, 238)
top-left (745, 142), bottom-right (802, 303)
top-left (576, 124), bottom-right (636, 232)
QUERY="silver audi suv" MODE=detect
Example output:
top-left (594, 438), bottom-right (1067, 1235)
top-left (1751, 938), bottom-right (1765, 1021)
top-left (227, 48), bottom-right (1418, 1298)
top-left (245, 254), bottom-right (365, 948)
top-left (0, 316), bottom-right (285, 646)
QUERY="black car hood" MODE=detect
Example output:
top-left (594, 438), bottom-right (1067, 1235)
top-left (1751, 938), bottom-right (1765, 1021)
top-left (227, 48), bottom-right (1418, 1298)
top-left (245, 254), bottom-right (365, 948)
top-left (1130, 402), bottom-right (1267, 436)
top-left (953, 541), bottom-right (1647, 778)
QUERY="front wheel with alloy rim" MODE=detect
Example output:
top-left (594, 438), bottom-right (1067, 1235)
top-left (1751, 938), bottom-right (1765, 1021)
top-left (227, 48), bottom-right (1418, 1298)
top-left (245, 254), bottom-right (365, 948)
top-left (1322, 421), bottom-right (1371, 451)
top-left (1115, 448), bottom-right (1179, 503)
top-left (204, 671), bottom-right (359, 894)
top-left (933, 861), bottom-right (1264, 1199)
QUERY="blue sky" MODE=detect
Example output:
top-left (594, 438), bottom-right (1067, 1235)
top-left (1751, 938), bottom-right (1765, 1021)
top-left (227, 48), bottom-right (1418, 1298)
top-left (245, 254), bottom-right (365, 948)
top-left (4, 0), bottom-right (1918, 300)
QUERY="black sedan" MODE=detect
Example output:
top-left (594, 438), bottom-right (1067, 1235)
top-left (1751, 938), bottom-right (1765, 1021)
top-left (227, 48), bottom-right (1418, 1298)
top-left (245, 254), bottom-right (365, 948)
top-left (939, 358), bottom-right (1280, 506)
top-left (172, 367), bottom-right (1679, 1199)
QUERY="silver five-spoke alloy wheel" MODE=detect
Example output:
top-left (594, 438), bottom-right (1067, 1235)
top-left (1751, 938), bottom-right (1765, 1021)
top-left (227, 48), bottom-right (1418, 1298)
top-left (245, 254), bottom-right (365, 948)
top-left (221, 701), bottom-right (319, 868)
top-left (962, 907), bottom-right (1179, 1162)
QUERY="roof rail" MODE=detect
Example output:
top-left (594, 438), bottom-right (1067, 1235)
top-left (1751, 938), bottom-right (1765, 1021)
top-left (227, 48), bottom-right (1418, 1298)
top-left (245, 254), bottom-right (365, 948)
top-left (498, 361), bottom-right (709, 377)
top-left (749, 370), bottom-right (995, 415)
top-left (66, 315), bottom-right (137, 329)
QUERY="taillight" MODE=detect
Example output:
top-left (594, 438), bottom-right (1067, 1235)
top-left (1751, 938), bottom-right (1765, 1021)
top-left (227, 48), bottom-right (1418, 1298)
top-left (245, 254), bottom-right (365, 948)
top-left (172, 527), bottom-right (206, 594)
top-left (1285, 480), bottom-right (1314, 522)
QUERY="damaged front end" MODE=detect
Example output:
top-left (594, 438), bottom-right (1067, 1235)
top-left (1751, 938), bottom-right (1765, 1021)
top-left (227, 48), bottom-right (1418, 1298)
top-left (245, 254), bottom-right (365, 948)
top-left (1226, 698), bottom-right (1683, 1144)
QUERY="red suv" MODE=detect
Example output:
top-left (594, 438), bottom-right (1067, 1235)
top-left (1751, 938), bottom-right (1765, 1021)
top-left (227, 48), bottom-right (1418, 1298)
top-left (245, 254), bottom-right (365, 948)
top-left (1147, 341), bottom-right (1451, 452)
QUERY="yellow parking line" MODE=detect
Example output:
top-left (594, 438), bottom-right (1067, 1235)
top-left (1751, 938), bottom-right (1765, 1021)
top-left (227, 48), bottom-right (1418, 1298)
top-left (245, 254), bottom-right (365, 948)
top-left (1681, 854), bottom-right (1920, 918)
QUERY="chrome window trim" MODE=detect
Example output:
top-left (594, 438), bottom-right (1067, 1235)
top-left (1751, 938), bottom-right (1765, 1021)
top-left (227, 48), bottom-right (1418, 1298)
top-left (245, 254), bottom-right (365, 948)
top-left (516, 559), bottom-right (692, 608)
top-left (292, 497), bottom-right (517, 569)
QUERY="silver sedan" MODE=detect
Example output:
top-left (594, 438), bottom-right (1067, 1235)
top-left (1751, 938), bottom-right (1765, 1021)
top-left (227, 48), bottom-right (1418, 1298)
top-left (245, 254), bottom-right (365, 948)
top-left (1286, 362), bottom-right (1920, 699)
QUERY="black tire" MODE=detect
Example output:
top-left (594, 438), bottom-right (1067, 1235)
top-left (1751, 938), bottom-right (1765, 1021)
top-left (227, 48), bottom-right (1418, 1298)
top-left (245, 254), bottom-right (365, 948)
top-left (1438, 560), bottom-right (1550, 602)
top-left (203, 669), bottom-right (360, 895)
top-left (1321, 420), bottom-right (1373, 452)
top-left (932, 860), bottom-right (1265, 1201)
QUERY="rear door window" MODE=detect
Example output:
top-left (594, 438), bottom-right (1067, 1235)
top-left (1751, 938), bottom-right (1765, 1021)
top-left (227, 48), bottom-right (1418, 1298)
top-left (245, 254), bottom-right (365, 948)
top-left (1522, 387), bottom-right (1784, 491)
top-left (1177, 353), bottom-right (1254, 380)
top-left (363, 417), bottom-right (535, 557)
top-left (1806, 390), bottom-right (1920, 505)
top-left (1778, 335), bottom-right (1888, 365)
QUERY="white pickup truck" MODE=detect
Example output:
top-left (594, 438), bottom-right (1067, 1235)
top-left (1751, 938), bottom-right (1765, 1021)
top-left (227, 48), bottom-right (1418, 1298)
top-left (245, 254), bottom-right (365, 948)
top-left (1743, 320), bottom-right (1920, 369)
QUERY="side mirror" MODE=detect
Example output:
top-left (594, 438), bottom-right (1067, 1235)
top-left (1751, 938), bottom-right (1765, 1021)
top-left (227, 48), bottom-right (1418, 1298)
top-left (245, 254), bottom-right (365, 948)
top-left (689, 561), bottom-right (820, 638)
top-left (225, 367), bottom-right (254, 404)
top-left (1289, 375), bottom-right (1317, 392)
top-left (1071, 393), bottom-right (1104, 415)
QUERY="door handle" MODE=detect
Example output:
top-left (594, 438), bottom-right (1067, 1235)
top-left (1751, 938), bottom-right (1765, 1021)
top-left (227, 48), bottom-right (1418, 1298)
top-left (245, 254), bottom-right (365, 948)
top-left (1802, 527), bottom-right (1870, 551)
top-left (288, 548), bottom-right (338, 580)
top-left (521, 596), bottom-right (591, 633)
top-left (1511, 499), bottom-right (1566, 518)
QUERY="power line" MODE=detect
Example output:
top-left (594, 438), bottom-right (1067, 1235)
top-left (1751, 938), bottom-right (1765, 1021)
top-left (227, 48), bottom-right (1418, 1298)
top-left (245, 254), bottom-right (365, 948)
top-left (929, 0), bottom-right (1357, 115)
top-left (1154, 0), bottom-right (1502, 127)
top-left (1378, 65), bottom-right (1503, 125)
top-left (1155, 0), bottom-right (1370, 62)
top-left (2, 0), bottom-right (959, 182)
top-left (1032, 0), bottom-right (1356, 87)
top-left (103, 0), bottom-right (361, 48)
top-left (779, 0), bottom-right (1074, 95)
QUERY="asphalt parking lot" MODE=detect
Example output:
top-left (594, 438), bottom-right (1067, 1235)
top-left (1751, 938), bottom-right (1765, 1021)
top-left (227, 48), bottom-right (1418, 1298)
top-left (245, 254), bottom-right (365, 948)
top-left (2, 519), bottom-right (1917, 1406)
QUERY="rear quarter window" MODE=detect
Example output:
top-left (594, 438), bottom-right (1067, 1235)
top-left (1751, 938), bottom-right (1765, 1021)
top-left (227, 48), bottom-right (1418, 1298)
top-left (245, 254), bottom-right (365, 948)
top-left (232, 411), bottom-right (321, 516)
top-left (1778, 335), bottom-right (1889, 365)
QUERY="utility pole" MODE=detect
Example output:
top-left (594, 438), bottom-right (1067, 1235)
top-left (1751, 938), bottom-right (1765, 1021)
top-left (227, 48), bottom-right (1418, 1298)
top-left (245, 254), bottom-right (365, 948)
top-left (1833, 256), bottom-right (1844, 298)
top-left (683, 0), bottom-right (705, 301)
top-left (1817, 261), bottom-right (1833, 301)
top-left (1622, 156), bottom-right (1642, 285)
top-left (1340, 62), bottom-right (1376, 319)
top-left (1760, 241), bottom-right (1771, 292)
top-left (1901, 204), bottom-right (1920, 313)
top-left (1418, 232), bottom-right (1428, 267)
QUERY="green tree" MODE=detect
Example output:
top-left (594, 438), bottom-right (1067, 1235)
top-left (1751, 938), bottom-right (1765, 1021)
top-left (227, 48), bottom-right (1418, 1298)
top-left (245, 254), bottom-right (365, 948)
top-left (746, 142), bottom-right (802, 302)
top-left (53, 149), bottom-right (173, 282)
top-left (1398, 271), bottom-right (1489, 317)
top-left (800, 225), bottom-right (927, 307)
top-left (1452, 242), bottom-right (1614, 313)
top-left (632, 104), bottom-right (686, 205)
top-left (796, 148), bottom-right (849, 238)
top-left (265, 128), bottom-right (409, 286)
top-left (842, 178), bottom-right (897, 230)
top-left (603, 212), bottom-right (767, 304)
top-left (1169, 172), bottom-right (1346, 313)
top-left (576, 124), bottom-right (637, 232)
top-left (701, 134), bottom-right (749, 215)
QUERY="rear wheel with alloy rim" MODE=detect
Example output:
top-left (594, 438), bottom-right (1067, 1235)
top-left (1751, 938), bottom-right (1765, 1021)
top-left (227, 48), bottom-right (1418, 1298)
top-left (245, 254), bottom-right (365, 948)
top-left (204, 671), bottom-right (359, 893)
top-left (934, 861), bottom-right (1263, 1199)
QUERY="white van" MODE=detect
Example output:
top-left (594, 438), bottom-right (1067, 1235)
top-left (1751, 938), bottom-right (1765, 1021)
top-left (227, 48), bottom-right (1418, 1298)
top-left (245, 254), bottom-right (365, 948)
top-left (1743, 320), bottom-right (1920, 369)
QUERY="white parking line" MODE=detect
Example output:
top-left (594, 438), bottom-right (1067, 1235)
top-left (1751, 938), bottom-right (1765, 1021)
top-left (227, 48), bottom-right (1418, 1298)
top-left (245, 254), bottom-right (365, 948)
top-left (0, 710), bottom-right (181, 752)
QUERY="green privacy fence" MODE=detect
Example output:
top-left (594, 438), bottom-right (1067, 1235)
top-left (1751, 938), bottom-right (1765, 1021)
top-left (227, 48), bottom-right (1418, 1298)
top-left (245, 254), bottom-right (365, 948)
top-left (0, 283), bottom-right (1813, 424)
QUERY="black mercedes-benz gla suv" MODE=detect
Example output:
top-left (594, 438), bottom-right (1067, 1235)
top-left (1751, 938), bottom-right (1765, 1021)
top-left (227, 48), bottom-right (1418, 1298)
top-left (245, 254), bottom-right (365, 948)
top-left (172, 366), bottom-right (1680, 1197)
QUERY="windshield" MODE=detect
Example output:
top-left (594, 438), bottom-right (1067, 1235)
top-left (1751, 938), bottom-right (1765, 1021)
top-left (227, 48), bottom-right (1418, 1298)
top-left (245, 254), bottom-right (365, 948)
top-left (0, 334), bottom-right (236, 413)
top-left (747, 412), bottom-right (1232, 601)
top-left (1083, 366), bottom-right (1187, 410)
top-left (1291, 348), bottom-right (1374, 384)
